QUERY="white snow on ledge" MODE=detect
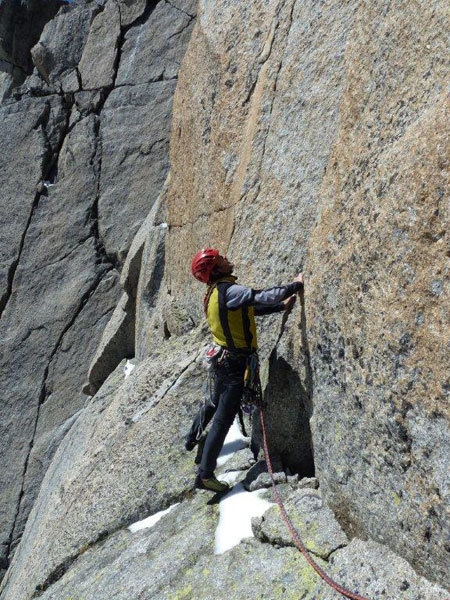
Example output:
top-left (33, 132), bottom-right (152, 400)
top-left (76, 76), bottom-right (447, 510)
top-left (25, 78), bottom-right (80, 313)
top-left (214, 419), bottom-right (273, 554)
top-left (128, 503), bottom-right (180, 533)
top-left (124, 360), bottom-right (136, 379)
top-left (214, 480), bottom-right (273, 554)
top-left (127, 418), bottom-right (272, 551)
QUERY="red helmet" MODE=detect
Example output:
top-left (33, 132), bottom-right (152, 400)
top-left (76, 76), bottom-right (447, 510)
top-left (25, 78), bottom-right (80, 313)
top-left (191, 248), bottom-right (219, 283)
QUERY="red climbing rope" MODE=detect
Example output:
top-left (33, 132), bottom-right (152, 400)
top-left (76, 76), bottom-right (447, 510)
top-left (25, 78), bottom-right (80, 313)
top-left (258, 405), bottom-right (371, 600)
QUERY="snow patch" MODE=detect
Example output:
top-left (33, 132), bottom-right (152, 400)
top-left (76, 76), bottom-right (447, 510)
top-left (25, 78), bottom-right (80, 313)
top-left (128, 503), bottom-right (180, 533)
top-left (124, 360), bottom-right (136, 379)
top-left (214, 484), bottom-right (272, 554)
top-left (213, 418), bottom-right (273, 554)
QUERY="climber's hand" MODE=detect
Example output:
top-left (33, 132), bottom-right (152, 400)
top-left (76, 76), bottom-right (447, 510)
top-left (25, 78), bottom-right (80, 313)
top-left (293, 272), bottom-right (304, 286)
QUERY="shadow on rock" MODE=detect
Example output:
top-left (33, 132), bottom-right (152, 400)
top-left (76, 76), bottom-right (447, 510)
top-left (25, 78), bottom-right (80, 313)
top-left (253, 349), bottom-right (315, 479)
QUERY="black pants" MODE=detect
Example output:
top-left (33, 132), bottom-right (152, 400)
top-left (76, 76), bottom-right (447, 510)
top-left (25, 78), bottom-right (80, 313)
top-left (188, 354), bottom-right (246, 479)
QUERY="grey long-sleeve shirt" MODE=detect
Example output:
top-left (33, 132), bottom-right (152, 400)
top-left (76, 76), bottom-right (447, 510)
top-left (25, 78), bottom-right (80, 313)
top-left (224, 281), bottom-right (302, 315)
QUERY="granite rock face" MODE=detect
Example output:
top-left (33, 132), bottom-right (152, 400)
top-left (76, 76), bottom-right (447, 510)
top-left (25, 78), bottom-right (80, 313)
top-left (30, 3), bottom-right (98, 91)
top-left (165, 0), bottom-right (360, 476)
top-left (2, 348), bottom-right (449, 600)
top-left (97, 0), bottom-right (195, 262)
top-left (0, 0), bottom-right (449, 598)
top-left (0, 102), bottom-right (119, 574)
top-left (308, 94), bottom-right (450, 585)
top-left (0, 0), bottom-right (64, 99)
top-left (306, 6), bottom-right (450, 585)
top-left (163, 0), bottom-right (449, 588)
top-left (0, 333), bottom-right (205, 600)
top-left (0, 0), bottom-right (195, 579)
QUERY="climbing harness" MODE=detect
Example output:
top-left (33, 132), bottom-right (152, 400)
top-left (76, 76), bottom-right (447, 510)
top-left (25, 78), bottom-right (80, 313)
top-left (200, 343), bottom-right (261, 439)
top-left (258, 403), bottom-right (371, 600)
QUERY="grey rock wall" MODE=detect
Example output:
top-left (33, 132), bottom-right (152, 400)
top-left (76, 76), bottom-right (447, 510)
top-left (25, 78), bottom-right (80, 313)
top-left (0, 0), bottom-right (449, 598)
top-left (0, 0), bottom-right (195, 579)
top-left (306, 3), bottom-right (449, 585)
top-left (0, 334), bottom-right (205, 600)
top-left (1, 340), bottom-right (448, 599)
top-left (0, 0), bottom-right (64, 99)
top-left (0, 97), bottom-right (119, 575)
top-left (163, 0), bottom-right (449, 588)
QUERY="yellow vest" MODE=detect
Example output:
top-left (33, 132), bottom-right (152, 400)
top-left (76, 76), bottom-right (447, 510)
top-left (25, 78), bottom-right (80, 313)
top-left (205, 279), bottom-right (258, 351)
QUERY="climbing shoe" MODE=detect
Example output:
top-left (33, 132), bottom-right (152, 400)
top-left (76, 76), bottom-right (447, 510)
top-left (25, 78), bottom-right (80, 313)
top-left (195, 474), bottom-right (230, 493)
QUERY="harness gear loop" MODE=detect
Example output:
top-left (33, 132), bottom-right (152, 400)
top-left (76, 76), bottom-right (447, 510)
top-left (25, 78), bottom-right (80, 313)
top-left (259, 403), bottom-right (371, 600)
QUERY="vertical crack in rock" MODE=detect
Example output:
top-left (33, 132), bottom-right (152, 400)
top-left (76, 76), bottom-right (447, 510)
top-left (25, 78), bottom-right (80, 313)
top-left (241, 0), bottom-right (294, 109)
top-left (0, 96), bottom-right (73, 322)
top-left (82, 0), bottom-right (162, 267)
top-left (115, 0), bottom-right (161, 83)
top-left (4, 0), bottom-right (179, 559)
top-left (39, 270), bottom-right (113, 409)
top-left (111, 0), bottom-right (126, 90)
top-left (227, 0), bottom-right (297, 223)
top-left (2, 0), bottom-right (194, 586)
top-left (88, 115), bottom-right (119, 270)
top-left (299, 291), bottom-right (313, 407)
top-left (77, 0), bottom-right (143, 267)
top-left (0, 190), bottom-right (39, 321)
top-left (2, 93), bottom-right (86, 566)
top-left (257, 0), bottom-right (296, 168)
top-left (7, 269), bottom-right (112, 563)
top-left (6, 107), bottom-right (116, 552)
top-left (251, 0), bottom-right (313, 473)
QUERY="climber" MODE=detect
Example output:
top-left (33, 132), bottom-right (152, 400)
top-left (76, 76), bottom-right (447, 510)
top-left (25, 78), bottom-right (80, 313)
top-left (185, 248), bottom-right (304, 493)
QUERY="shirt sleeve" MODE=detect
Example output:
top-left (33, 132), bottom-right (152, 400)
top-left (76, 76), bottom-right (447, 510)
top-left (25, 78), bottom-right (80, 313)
top-left (254, 302), bottom-right (285, 315)
top-left (253, 282), bottom-right (302, 305)
top-left (225, 282), bottom-right (302, 310)
top-left (224, 284), bottom-right (255, 309)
